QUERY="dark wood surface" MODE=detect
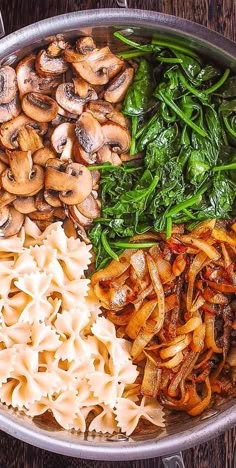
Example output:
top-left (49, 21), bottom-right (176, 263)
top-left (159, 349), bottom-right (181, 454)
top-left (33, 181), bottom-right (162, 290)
top-left (0, 0), bottom-right (235, 467)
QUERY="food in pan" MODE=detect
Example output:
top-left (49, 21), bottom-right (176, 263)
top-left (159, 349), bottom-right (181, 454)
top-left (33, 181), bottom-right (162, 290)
top-left (0, 32), bottom-right (235, 435)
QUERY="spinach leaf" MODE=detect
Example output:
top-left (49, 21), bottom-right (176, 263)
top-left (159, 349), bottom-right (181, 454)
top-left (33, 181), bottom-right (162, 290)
top-left (187, 150), bottom-right (210, 186)
top-left (123, 59), bottom-right (154, 116)
top-left (220, 76), bottom-right (236, 98)
top-left (137, 113), bottom-right (164, 151)
top-left (207, 173), bottom-right (236, 217)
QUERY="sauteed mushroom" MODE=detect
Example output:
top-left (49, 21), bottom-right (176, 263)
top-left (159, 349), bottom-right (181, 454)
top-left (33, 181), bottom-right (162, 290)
top-left (107, 110), bottom-right (129, 129)
top-left (76, 36), bottom-right (96, 54)
top-left (86, 100), bottom-right (114, 124)
top-left (0, 66), bottom-right (18, 104)
top-left (104, 67), bottom-right (134, 103)
top-left (56, 83), bottom-right (84, 115)
top-left (102, 122), bottom-right (130, 153)
top-left (68, 205), bottom-right (93, 227)
top-left (97, 145), bottom-right (122, 165)
top-left (0, 114), bottom-right (47, 150)
top-left (36, 50), bottom-right (68, 77)
top-left (76, 193), bottom-right (101, 219)
top-left (75, 112), bottom-right (104, 153)
top-left (72, 139), bottom-right (97, 165)
top-left (13, 196), bottom-right (36, 214)
top-left (0, 96), bottom-right (21, 123)
top-left (1, 150), bottom-right (44, 196)
top-left (44, 190), bottom-right (62, 208)
top-left (72, 47), bottom-right (124, 86)
top-left (16, 55), bottom-right (61, 96)
top-left (0, 206), bottom-right (24, 237)
top-left (45, 161), bottom-right (93, 205)
top-left (33, 147), bottom-right (56, 166)
top-left (22, 93), bottom-right (58, 122)
top-left (18, 126), bottom-right (43, 152)
top-left (51, 122), bottom-right (75, 160)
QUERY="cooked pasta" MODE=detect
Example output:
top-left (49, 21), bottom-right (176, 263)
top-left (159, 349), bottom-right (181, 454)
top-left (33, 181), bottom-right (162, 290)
top-left (0, 220), bottom-right (164, 435)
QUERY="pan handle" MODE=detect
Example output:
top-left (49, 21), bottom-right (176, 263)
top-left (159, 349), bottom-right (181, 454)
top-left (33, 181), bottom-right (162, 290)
top-left (162, 452), bottom-right (185, 468)
top-left (0, 10), bottom-right (5, 38)
top-left (116, 0), bottom-right (128, 7)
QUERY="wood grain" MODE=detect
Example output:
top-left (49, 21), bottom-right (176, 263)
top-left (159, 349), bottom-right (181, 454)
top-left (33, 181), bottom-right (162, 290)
top-left (0, 0), bottom-right (235, 467)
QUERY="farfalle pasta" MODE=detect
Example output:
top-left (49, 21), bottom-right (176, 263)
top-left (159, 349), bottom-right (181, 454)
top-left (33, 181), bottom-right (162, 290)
top-left (0, 220), bottom-right (164, 435)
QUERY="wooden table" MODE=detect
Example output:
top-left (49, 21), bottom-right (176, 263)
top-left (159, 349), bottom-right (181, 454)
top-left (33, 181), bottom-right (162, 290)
top-left (0, 0), bottom-right (235, 466)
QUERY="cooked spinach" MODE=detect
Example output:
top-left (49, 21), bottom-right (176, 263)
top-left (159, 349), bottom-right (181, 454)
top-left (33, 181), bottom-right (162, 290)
top-left (89, 32), bottom-right (236, 269)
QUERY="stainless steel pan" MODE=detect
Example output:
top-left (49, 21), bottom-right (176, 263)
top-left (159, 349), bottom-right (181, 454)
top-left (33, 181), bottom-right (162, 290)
top-left (0, 6), bottom-right (235, 465)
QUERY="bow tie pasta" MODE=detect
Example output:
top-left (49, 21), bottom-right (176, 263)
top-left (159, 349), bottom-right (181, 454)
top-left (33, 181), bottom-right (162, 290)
top-left (0, 220), bottom-right (164, 435)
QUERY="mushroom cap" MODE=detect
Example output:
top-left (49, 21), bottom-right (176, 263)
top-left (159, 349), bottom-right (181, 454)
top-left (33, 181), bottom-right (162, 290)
top-left (104, 67), bottom-right (134, 103)
top-left (102, 122), bottom-right (131, 153)
top-left (1, 150), bottom-right (44, 196)
top-left (76, 36), bottom-right (96, 54)
top-left (72, 139), bottom-right (97, 166)
top-left (35, 50), bottom-right (68, 77)
top-left (0, 95), bottom-right (21, 123)
top-left (68, 205), bottom-right (93, 227)
top-left (45, 161), bottom-right (93, 205)
top-left (72, 47), bottom-right (124, 86)
top-left (55, 83), bottom-right (84, 115)
top-left (85, 100), bottom-right (114, 124)
top-left (13, 196), bottom-right (37, 214)
top-left (0, 66), bottom-right (18, 105)
top-left (76, 193), bottom-right (101, 219)
top-left (0, 206), bottom-right (24, 237)
top-left (106, 110), bottom-right (130, 129)
top-left (73, 77), bottom-right (97, 101)
top-left (16, 55), bottom-right (62, 96)
top-left (44, 190), bottom-right (62, 207)
top-left (22, 93), bottom-right (58, 122)
top-left (51, 122), bottom-right (76, 154)
top-left (33, 147), bottom-right (56, 166)
top-left (75, 111), bottom-right (104, 154)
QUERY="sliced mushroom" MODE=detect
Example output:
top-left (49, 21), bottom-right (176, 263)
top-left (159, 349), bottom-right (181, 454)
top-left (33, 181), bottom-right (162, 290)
top-left (18, 126), bottom-right (43, 152)
top-left (63, 217), bottom-right (78, 238)
top-left (104, 67), bottom-right (134, 103)
top-left (55, 83), bottom-right (84, 115)
top-left (16, 55), bottom-right (62, 96)
top-left (0, 190), bottom-right (16, 209)
top-left (0, 95), bottom-right (21, 123)
top-left (29, 209), bottom-right (54, 221)
top-left (0, 66), bottom-right (18, 104)
top-left (33, 147), bottom-right (56, 166)
top-left (13, 196), bottom-right (37, 214)
top-left (51, 122), bottom-right (75, 161)
top-left (0, 206), bottom-right (24, 237)
top-left (44, 190), bottom-right (62, 208)
top-left (22, 93), bottom-right (58, 122)
top-left (53, 207), bottom-right (66, 220)
top-left (73, 77), bottom-right (97, 101)
top-left (97, 145), bottom-right (122, 166)
top-left (76, 36), bottom-right (96, 55)
top-left (107, 110), bottom-right (129, 129)
top-left (75, 112), bottom-right (104, 153)
top-left (102, 122), bottom-right (130, 153)
top-left (68, 205), bottom-right (93, 227)
top-left (76, 193), bottom-right (101, 219)
top-left (35, 50), bottom-right (68, 77)
top-left (72, 139), bottom-right (97, 166)
top-left (0, 114), bottom-right (35, 149)
top-left (85, 100), bottom-right (114, 124)
top-left (1, 150), bottom-right (44, 196)
top-left (47, 38), bottom-right (69, 58)
top-left (72, 47), bottom-right (124, 85)
top-left (35, 191), bottom-right (53, 212)
top-left (45, 161), bottom-right (93, 205)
